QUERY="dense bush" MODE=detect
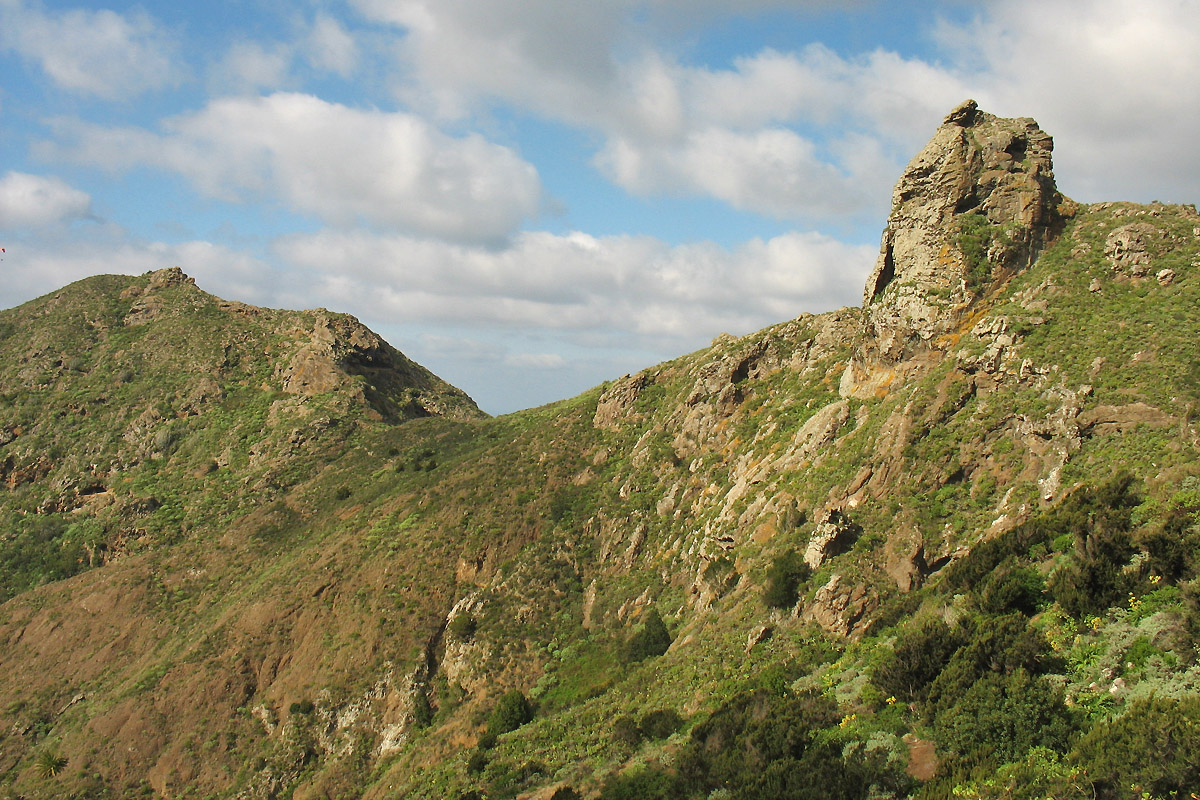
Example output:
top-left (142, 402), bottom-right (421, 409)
top-left (611, 715), bottom-right (641, 747)
top-left (873, 618), bottom-right (963, 703)
top-left (976, 561), bottom-right (1045, 616)
top-left (1071, 694), bottom-right (1200, 799)
top-left (639, 708), bottom-right (683, 740)
top-left (597, 766), bottom-right (674, 800)
top-left (625, 607), bottom-right (672, 662)
top-left (762, 549), bottom-right (810, 609)
top-left (486, 689), bottom-right (533, 738)
top-left (448, 613), bottom-right (477, 640)
top-left (934, 669), bottom-right (1076, 767)
top-left (926, 614), bottom-right (1057, 716)
top-left (671, 688), bottom-right (910, 800)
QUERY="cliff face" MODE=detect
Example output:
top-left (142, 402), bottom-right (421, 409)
top-left (1, 105), bottom-right (1199, 800)
top-left (851, 100), bottom-right (1070, 388)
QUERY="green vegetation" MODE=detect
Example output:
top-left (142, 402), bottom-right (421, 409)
top-left (624, 607), bottom-right (673, 662)
top-left (1, 200), bottom-right (1199, 800)
top-left (762, 549), bottom-right (811, 609)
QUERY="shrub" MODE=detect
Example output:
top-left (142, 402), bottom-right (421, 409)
top-left (288, 699), bottom-right (315, 715)
top-left (926, 614), bottom-right (1057, 715)
top-left (639, 708), bottom-right (683, 740)
top-left (873, 618), bottom-right (963, 703)
top-left (611, 715), bottom-right (641, 747)
top-left (763, 549), bottom-right (811, 609)
top-left (935, 669), bottom-right (1076, 768)
top-left (34, 749), bottom-right (67, 779)
top-left (486, 689), bottom-right (533, 738)
top-left (448, 613), bottom-right (477, 640)
top-left (625, 607), bottom-right (672, 662)
top-left (598, 766), bottom-right (675, 800)
top-left (1071, 694), bottom-right (1200, 799)
top-left (977, 561), bottom-right (1045, 616)
top-left (466, 750), bottom-right (488, 775)
top-left (549, 788), bottom-right (581, 800)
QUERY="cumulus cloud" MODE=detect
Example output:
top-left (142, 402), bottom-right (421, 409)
top-left (272, 228), bottom-right (875, 347)
top-left (307, 14), bottom-right (359, 77)
top-left (937, 0), bottom-right (1200, 203)
top-left (0, 172), bottom-right (93, 229)
top-left (355, 1), bottom-right (970, 221)
top-left (41, 93), bottom-right (542, 242)
top-left (0, 2), bottom-right (181, 98)
top-left (207, 15), bottom-right (361, 93)
top-left (355, 0), bottom-right (1199, 217)
top-left (210, 40), bottom-right (293, 94)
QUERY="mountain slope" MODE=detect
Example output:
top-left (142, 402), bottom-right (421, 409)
top-left (1, 104), bottom-right (1199, 800)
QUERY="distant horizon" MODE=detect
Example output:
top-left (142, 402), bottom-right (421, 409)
top-left (3, 0), bottom-right (1198, 414)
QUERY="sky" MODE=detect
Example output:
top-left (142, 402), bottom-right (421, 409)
top-left (1, 0), bottom-right (1198, 414)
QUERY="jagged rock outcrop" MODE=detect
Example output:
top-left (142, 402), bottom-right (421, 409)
top-left (847, 100), bottom-right (1070, 394)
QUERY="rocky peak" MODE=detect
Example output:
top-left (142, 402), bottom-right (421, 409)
top-left (852, 100), bottom-right (1069, 379)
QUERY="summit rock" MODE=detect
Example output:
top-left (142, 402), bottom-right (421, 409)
top-left (853, 100), bottom-right (1071, 378)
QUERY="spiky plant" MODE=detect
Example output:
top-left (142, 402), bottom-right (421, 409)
top-left (34, 749), bottom-right (67, 779)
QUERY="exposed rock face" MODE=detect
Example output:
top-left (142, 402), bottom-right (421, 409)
top-left (852, 100), bottom-right (1068, 380)
top-left (803, 508), bottom-right (860, 569)
top-left (804, 574), bottom-right (875, 638)
top-left (1105, 222), bottom-right (1159, 276)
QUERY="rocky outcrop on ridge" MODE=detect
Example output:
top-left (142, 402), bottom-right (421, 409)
top-left (848, 99), bottom-right (1071, 391)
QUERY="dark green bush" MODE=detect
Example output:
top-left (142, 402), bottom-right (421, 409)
top-left (288, 699), bottom-right (315, 715)
top-left (873, 618), bottom-right (963, 703)
top-left (486, 689), bottom-right (533, 738)
top-left (625, 607), bottom-right (672, 662)
top-left (639, 708), bottom-right (683, 740)
top-left (597, 766), bottom-right (674, 800)
top-left (935, 669), bottom-right (1076, 768)
top-left (671, 687), bottom-right (907, 799)
top-left (466, 750), bottom-right (488, 775)
top-left (611, 715), bottom-right (641, 747)
top-left (448, 613), bottom-right (477, 640)
top-left (926, 614), bottom-right (1057, 715)
top-left (1071, 694), bottom-right (1200, 800)
top-left (977, 561), bottom-right (1045, 616)
top-left (762, 549), bottom-right (811, 609)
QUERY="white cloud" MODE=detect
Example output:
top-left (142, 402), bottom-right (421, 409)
top-left (0, 3), bottom-right (181, 98)
top-left (937, 0), bottom-right (1200, 203)
top-left (210, 40), bottom-right (293, 93)
top-left (597, 127), bottom-right (867, 220)
top-left (207, 15), bottom-right (361, 93)
top-left (0, 172), bottom-right (93, 229)
top-left (41, 93), bottom-right (542, 242)
top-left (307, 14), bottom-right (359, 77)
top-left (356, 2), bottom-right (970, 221)
top-left (272, 227), bottom-right (875, 347)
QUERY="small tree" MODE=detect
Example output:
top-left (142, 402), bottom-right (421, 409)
top-left (487, 689), bottom-right (533, 738)
top-left (763, 549), bottom-right (811, 609)
top-left (625, 607), bottom-right (672, 662)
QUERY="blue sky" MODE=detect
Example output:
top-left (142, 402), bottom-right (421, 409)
top-left (2, 0), bottom-right (1198, 413)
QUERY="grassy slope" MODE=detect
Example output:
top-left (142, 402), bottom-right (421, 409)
top-left (0, 203), bottom-right (1198, 799)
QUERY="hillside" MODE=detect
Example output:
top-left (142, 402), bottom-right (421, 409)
top-left (1, 101), bottom-right (1199, 800)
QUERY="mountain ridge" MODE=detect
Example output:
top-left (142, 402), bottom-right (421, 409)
top-left (1, 103), bottom-right (1199, 800)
